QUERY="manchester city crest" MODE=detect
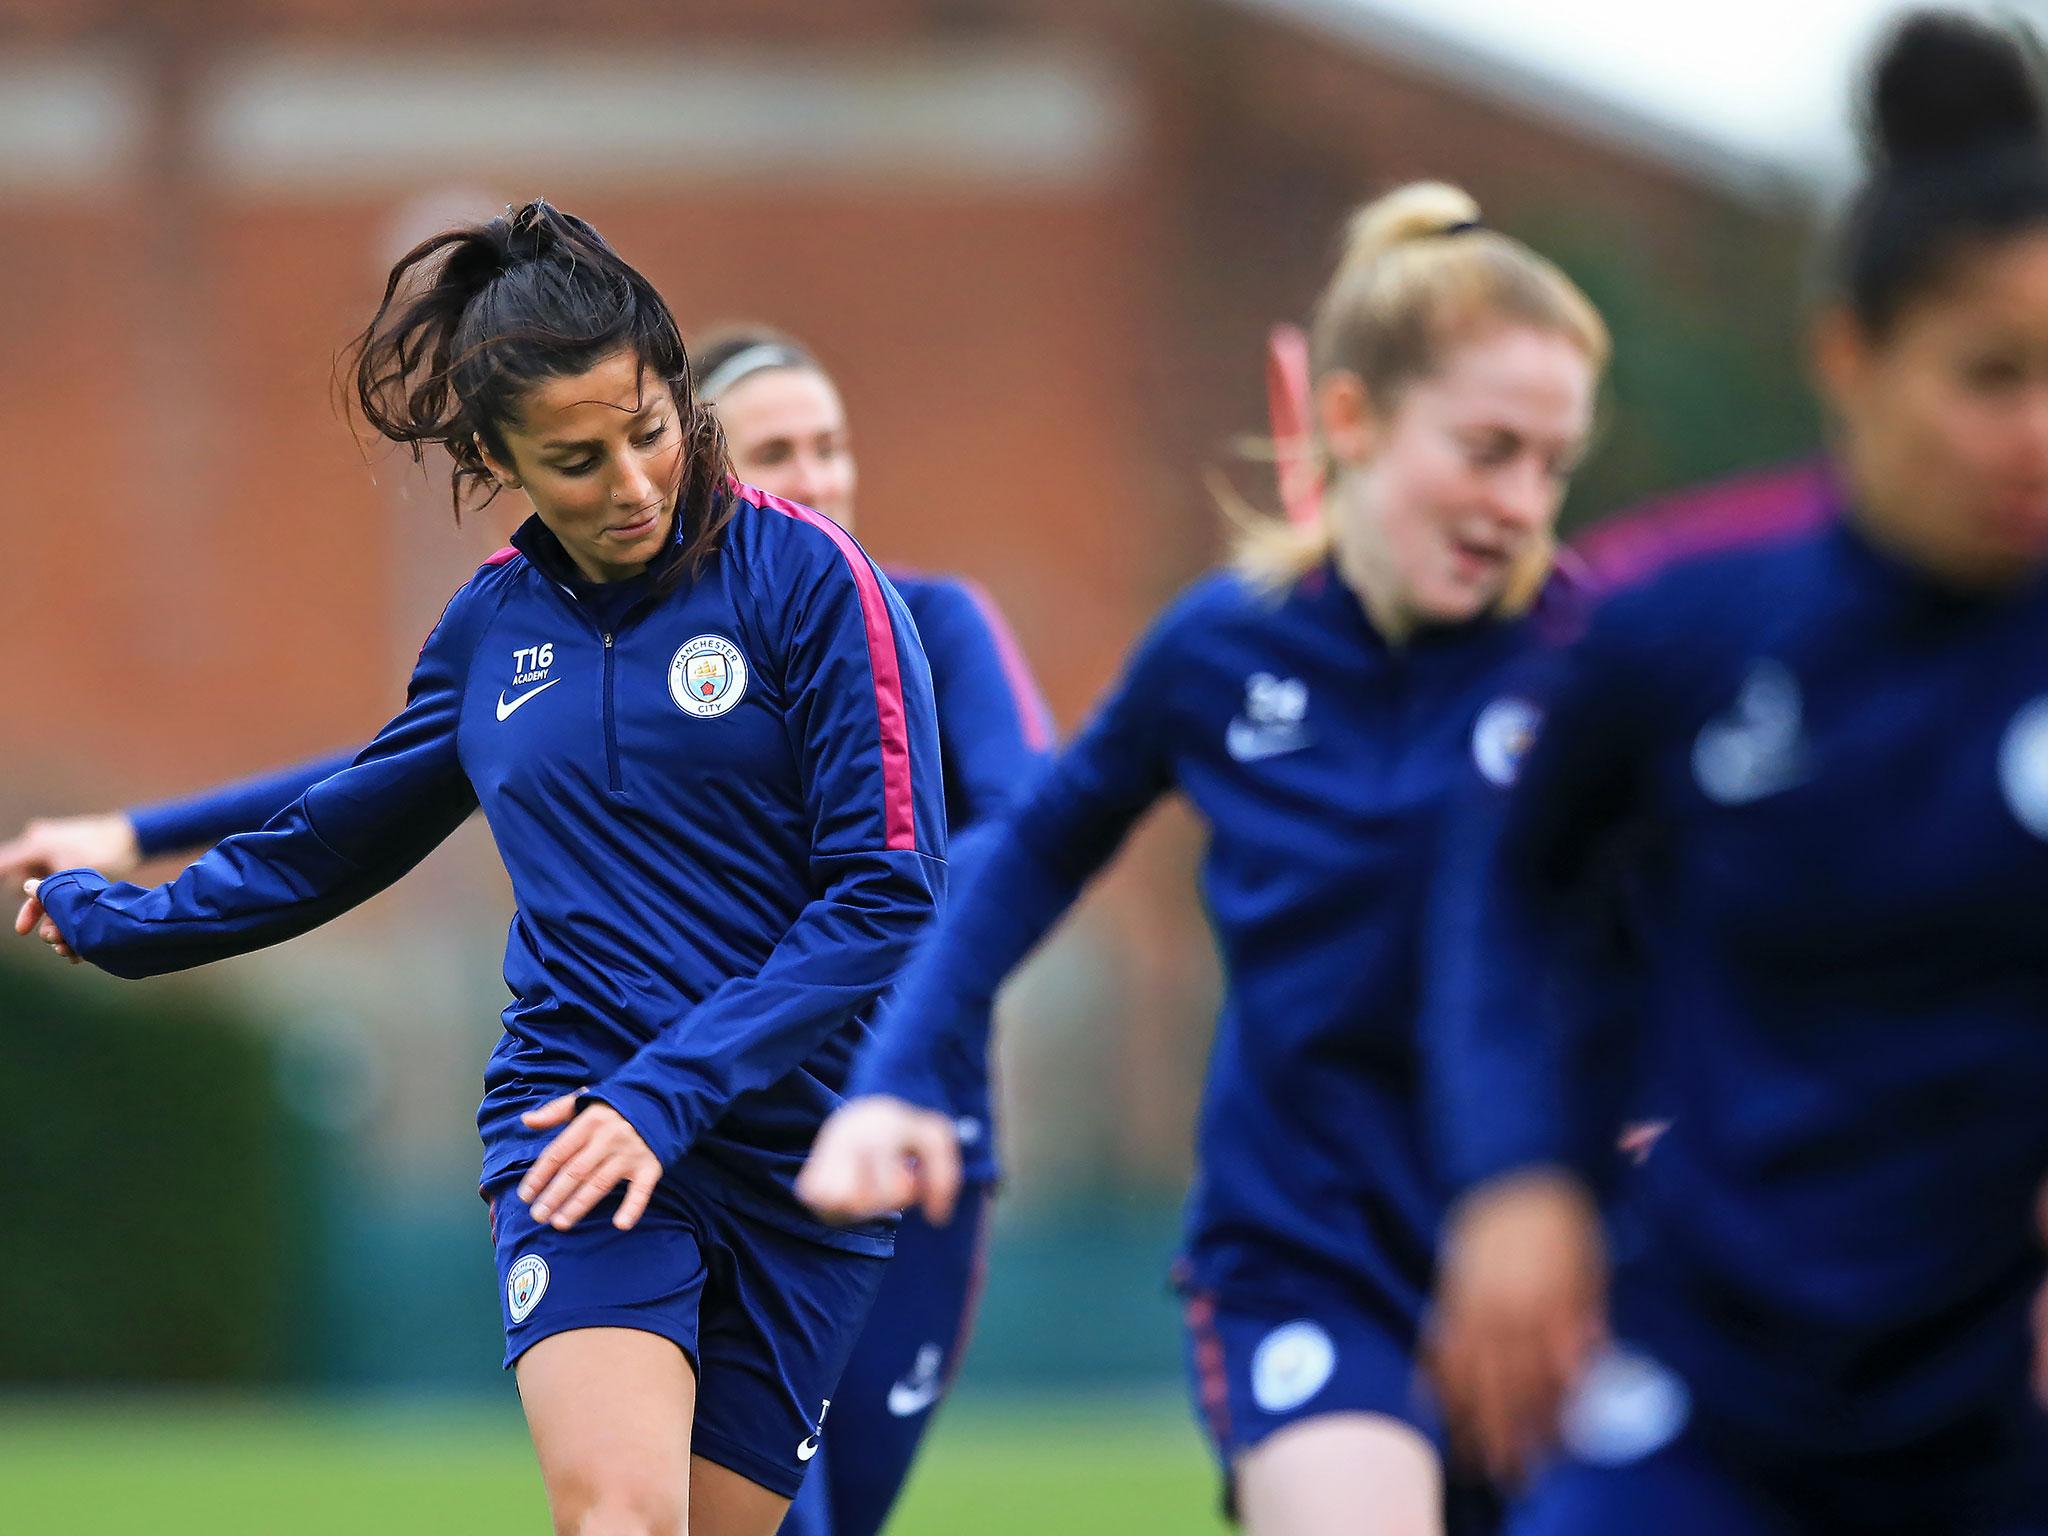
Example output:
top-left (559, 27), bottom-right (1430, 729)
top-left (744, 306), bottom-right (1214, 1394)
top-left (1999, 695), bottom-right (2048, 840)
top-left (506, 1253), bottom-right (549, 1324)
top-left (669, 634), bottom-right (749, 718)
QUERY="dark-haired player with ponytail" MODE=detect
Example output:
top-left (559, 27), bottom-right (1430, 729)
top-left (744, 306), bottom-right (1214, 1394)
top-left (0, 317), bottom-right (1049, 1536)
top-left (1428, 13), bottom-right (2048, 1533)
top-left (14, 201), bottom-right (945, 1536)
top-left (800, 181), bottom-right (1609, 1536)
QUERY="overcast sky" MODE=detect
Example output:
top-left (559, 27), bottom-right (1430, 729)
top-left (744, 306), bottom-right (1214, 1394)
top-left (1345, 0), bottom-right (2048, 185)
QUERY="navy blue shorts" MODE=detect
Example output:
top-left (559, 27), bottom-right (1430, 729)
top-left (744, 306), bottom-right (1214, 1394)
top-left (1512, 1347), bottom-right (2048, 1536)
top-left (779, 1182), bottom-right (993, 1536)
top-left (1175, 1265), bottom-right (1440, 1466)
top-left (486, 1172), bottom-right (890, 1499)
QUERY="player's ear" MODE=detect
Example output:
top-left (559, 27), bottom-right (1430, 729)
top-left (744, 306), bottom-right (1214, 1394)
top-left (1315, 370), bottom-right (1380, 469)
top-left (478, 433), bottom-right (523, 491)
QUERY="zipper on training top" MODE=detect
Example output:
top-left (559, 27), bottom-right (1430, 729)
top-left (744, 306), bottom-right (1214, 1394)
top-left (601, 632), bottom-right (621, 791)
top-left (549, 575), bottom-right (639, 797)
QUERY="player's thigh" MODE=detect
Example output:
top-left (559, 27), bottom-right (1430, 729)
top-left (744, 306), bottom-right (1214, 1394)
top-left (775, 1454), bottom-right (832, 1536)
top-left (1237, 1412), bottom-right (1442, 1536)
top-left (691, 1453), bottom-right (794, 1536)
top-left (518, 1325), bottom-right (698, 1536)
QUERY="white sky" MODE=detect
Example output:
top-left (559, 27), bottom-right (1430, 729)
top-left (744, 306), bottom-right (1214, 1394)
top-left (1346, 0), bottom-right (2048, 186)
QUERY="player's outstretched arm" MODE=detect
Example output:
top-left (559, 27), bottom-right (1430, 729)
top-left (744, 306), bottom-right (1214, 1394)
top-left (0, 815), bottom-right (141, 889)
top-left (0, 751), bottom-right (359, 893)
top-left (17, 583), bottom-right (487, 979)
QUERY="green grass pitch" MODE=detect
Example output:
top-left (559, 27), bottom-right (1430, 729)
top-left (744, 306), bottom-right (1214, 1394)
top-left (0, 1394), bottom-right (1232, 1534)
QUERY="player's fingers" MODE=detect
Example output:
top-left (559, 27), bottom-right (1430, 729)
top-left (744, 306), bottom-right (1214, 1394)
top-left (545, 1155), bottom-right (625, 1231)
top-left (792, 1155), bottom-right (837, 1215)
top-left (529, 1142), bottom-right (604, 1225)
top-left (520, 1091), bottom-right (580, 1133)
top-left (1479, 1308), bottom-right (1550, 1487)
top-left (1462, 1316), bottom-right (1514, 1483)
top-left (14, 894), bottom-right (41, 937)
top-left (0, 839), bottom-right (35, 887)
top-left (796, 1140), bottom-right (861, 1220)
top-left (1424, 1314), bottom-right (1482, 1473)
top-left (516, 1122), bottom-right (584, 1206)
top-left (800, 1115), bottom-right (907, 1223)
top-left (37, 917), bottom-right (77, 961)
top-left (909, 1116), bottom-right (963, 1226)
top-left (613, 1162), bottom-right (658, 1232)
top-left (840, 1137), bottom-right (890, 1219)
top-left (2032, 1278), bottom-right (2048, 1407)
top-left (793, 1115), bottom-right (848, 1208)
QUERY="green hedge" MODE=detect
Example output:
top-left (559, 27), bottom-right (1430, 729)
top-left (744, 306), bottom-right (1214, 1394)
top-left (0, 958), bottom-right (316, 1384)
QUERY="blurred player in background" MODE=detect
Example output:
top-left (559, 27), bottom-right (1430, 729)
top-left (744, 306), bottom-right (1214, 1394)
top-left (690, 326), bottom-right (1051, 1536)
top-left (799, 181), bottom-right (1609, 1536)
top-left (16, 200), bottom-right (946, 1536)
top-left (1428, 13), bottom-right (2048, 1532)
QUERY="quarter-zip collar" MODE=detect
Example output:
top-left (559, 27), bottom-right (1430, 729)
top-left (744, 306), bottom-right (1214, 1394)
top-left (510, 513), bottom-right (664, 633)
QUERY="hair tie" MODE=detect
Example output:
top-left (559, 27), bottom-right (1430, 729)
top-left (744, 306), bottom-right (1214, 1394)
top-left (497, 203), bottom-right (556, 269)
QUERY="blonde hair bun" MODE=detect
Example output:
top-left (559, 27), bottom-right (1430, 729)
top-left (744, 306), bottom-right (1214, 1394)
top-left (1336, 182), bottom-right (1483, 281)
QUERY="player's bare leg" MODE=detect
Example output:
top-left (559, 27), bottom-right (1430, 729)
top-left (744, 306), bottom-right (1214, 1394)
top-left (518, 1326), bottom-right (696, 1536)
top-left (689, 1456), bottom-right (792, 1536)
top-left (1236, 1413), bottom-right (1443, 1536)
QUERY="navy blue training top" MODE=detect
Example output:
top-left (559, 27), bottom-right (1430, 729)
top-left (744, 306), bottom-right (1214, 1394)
top-left (121, 566), bottom-right (1049, 1184)
top-left (42, 486), bottom-right (947, 1253)
top-left (1433, 517), bottom-right (2048, 1450)
top-left (856, 560), bottom-right (1579, 1326)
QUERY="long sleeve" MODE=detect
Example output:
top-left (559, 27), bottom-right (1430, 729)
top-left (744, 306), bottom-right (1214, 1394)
top-left (38, 589), bottom-right (486, 979)
top-left (1427, 600), bottom-right (1661, 1196)
top-left (587, 547), bottom-right (948, 1169)
top-left (850, 599), bottom-right (1186, 1116)
top-left (918, 577), bottom-right (1055, 831)
top-left (128, 750), bottom-right (361, 859)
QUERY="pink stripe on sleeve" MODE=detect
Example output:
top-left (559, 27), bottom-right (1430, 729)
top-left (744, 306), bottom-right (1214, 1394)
top-left (957, 577), bottom-right (1053, 752)
top-left (735, 481), bottom-right (918, 852)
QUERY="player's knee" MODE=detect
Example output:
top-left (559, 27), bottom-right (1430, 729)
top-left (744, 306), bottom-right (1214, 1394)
top-left (556, 1481), bottom-right (687, 1536)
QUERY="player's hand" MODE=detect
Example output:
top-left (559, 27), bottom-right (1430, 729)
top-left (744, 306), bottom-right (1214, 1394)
top-left (0, 814), bottom-right (141, 888)
top-left (1428, 1169), bottom-right (1607, 1486)
top-left (14, 880), bottom-right (80, 963)
top-left (517, 1093), bottom-right (662, 1233)
top-left (797, 1095), bottom-right (963, 1227)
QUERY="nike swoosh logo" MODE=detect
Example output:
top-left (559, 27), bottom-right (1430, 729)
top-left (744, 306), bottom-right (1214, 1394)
top-left (797, 1435), bottom-right (822, 1462)
top-left (496, 679), bottom-right (561, 722)
top-left (887, 1377), bottom-right (943, 1417)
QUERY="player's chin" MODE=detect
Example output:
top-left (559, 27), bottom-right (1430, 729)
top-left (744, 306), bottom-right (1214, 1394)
top-left (1414, 572), bottom-right (1499, 628)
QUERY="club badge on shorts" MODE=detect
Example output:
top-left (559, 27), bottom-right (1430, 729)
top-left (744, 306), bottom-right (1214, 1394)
top-left (1999, 696), bottom-right (2048, 840)
top-left (1250, 1319), bottom-right (1336, 1413)
top-left (669, 635), bottom-right (749, 718)
top-left (507, 1254), bottom-right (549, 1324)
